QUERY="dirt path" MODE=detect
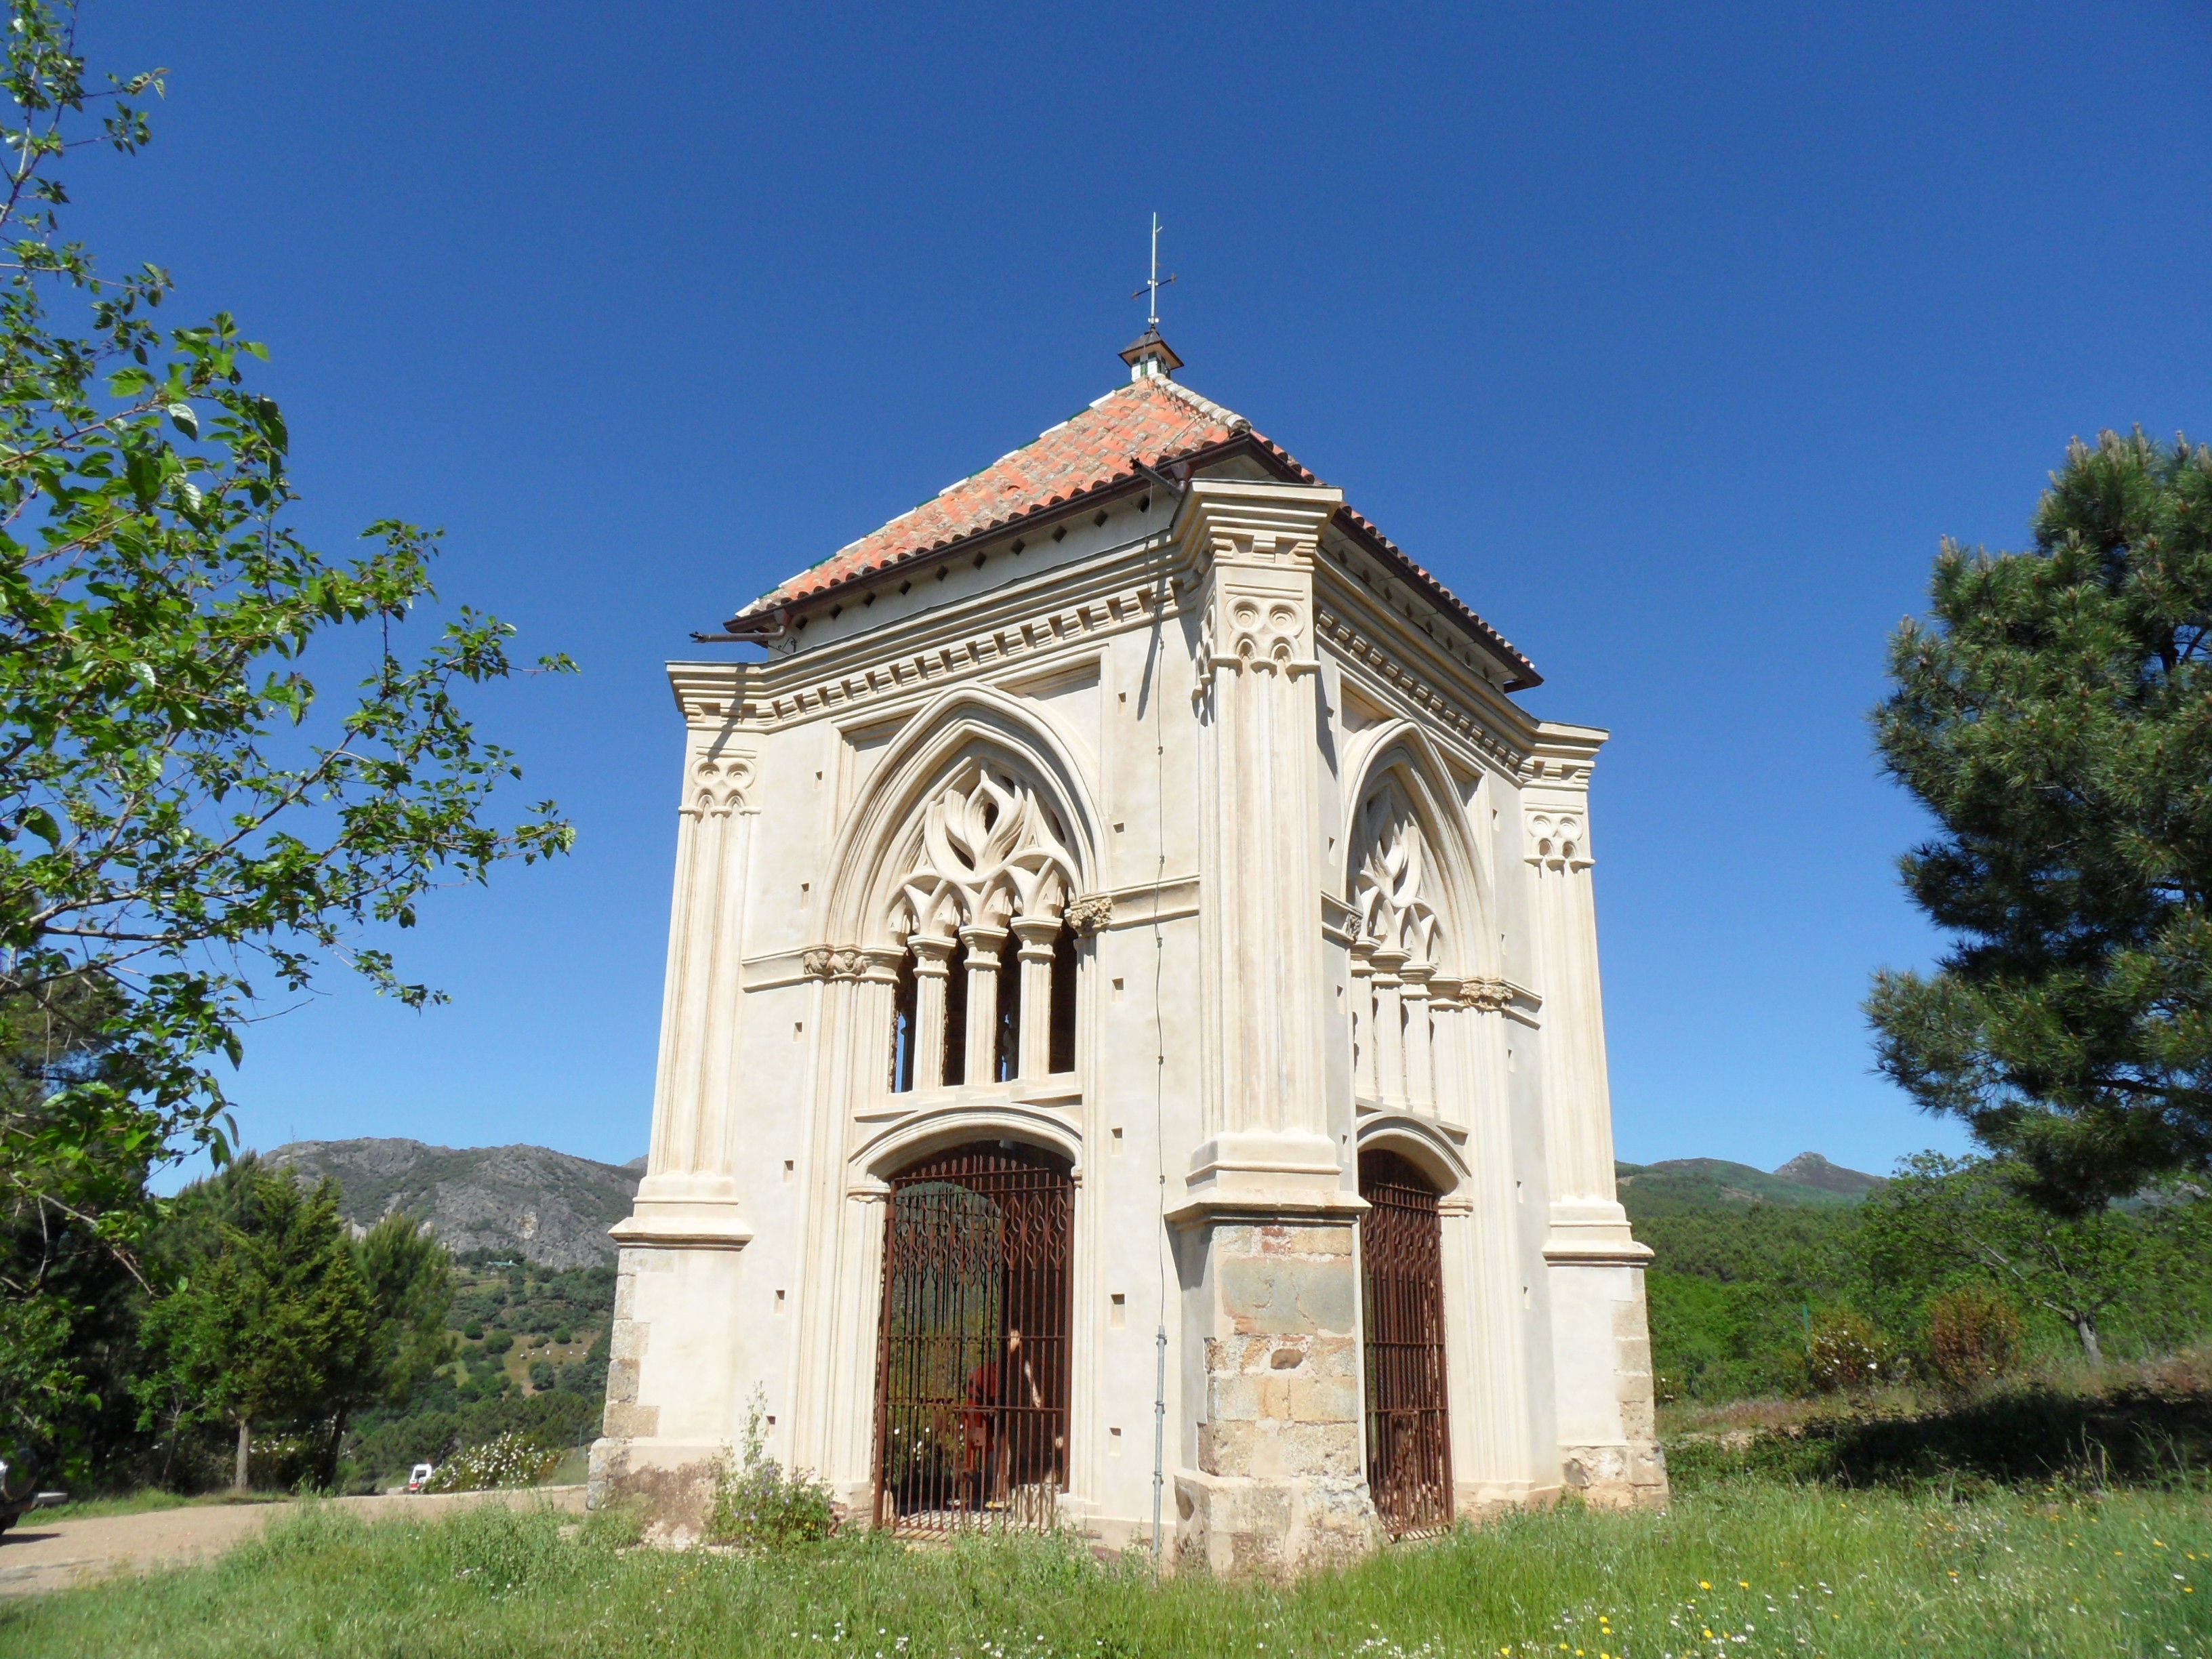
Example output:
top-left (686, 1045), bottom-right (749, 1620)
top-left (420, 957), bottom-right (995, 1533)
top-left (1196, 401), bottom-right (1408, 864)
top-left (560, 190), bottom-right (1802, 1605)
top-left (0, 1483), bottom-right (588, 1600)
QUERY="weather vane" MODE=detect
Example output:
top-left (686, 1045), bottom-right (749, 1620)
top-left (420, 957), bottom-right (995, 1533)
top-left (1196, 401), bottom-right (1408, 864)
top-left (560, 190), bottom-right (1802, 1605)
top-left (1130, 212), bottom-right (1176, 329)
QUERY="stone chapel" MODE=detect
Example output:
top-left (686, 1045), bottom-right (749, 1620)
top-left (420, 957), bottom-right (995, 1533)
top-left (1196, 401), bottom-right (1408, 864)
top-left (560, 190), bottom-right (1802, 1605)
top-left (592, 331), bottom-right (1666, 1570)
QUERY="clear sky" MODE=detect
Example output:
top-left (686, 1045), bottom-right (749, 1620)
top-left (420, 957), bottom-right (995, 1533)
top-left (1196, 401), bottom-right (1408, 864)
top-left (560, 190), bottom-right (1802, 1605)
top-left (76, 1), bottom-right (2210, 1183)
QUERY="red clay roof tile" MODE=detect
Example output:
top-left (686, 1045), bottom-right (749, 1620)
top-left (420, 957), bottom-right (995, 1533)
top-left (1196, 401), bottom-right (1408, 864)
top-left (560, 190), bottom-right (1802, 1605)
top-left (731, 375), bottom-right (1539, 688)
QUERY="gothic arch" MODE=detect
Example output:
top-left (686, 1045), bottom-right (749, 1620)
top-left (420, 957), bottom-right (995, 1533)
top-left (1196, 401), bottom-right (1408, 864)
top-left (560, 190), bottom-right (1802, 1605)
top-left (1339, 721), bottom-right (1495, 983)
top-left (855, 1103), bottom-right (1084, 1184)
top-left (1354, 1115), bottom-right (1469, 1197)
top-left (825, 687), bottom-right (1104, 951)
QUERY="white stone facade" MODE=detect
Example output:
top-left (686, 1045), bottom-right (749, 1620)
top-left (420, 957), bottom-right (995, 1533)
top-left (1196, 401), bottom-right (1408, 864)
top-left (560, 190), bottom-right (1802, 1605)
top-left (592, 361), bottom-right (1665, 1565)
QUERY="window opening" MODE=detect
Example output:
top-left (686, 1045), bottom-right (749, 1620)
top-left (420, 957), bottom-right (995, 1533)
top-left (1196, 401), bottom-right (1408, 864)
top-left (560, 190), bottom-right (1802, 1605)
top-left (1048, 919), bottom-right (1079, 1074)
top-left (994, 931), bottom-right (1021, 1082)
top-left (891, 952), bottom-right (918, 1094)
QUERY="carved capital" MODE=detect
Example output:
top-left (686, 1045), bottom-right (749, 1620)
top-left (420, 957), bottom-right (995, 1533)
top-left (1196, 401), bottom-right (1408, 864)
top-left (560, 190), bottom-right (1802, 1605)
top-left (1524, 810), bottom-right (1591, 870)
top-left (1460, 975), bottom-right (1511, 1013)
top-left (803, 945), bottom-right (870, 980)
top-left (1063, 893), bottom-right (1114, 936)
top-left (687, 751), bottom-right (756, 817)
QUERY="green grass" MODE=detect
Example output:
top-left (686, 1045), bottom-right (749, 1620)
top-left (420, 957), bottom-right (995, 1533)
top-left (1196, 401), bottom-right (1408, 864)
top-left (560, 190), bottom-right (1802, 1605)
top-left (5, 1481), bottom-right (2208, 1658)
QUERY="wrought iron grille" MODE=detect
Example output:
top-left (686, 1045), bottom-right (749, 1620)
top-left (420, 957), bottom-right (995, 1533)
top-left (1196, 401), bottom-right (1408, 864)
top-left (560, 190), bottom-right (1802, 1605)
top-left (1359, 1149), bottom-right (1454, 1536)
top-left (873, 1143), bottom-right (1072, 1535)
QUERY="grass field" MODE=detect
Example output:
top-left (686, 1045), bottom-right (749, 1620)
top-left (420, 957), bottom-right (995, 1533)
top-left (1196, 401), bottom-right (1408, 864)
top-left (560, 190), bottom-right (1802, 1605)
top-left (4, 1478), bottom-right (2207, 1658)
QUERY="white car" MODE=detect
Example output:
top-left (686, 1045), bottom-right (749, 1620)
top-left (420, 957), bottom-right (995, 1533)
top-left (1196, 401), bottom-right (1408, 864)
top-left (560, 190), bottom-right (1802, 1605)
top-left (405, 1462), bottom-right (435, 1494)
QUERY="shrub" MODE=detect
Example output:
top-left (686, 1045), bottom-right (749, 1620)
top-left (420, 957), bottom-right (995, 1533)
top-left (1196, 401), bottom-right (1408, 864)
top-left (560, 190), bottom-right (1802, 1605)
top-left (1927, 1287), bottom-right (2025, 1390)
top-left (554, 1326), bottom-right (572, 1345)
top-left (424, 1431), bottom-right (559, 1492)
top-left (708, 1391), bottom-right (836, 1551)
top-left (484, 1330), bottom-right (515, 1356)
top-left (527, 1360), bottom-right (555, 1393)
top-left (1805, 1309), bottom-right (1910, 1393)
top-left (464, 1321), bottom-right (483, 1340)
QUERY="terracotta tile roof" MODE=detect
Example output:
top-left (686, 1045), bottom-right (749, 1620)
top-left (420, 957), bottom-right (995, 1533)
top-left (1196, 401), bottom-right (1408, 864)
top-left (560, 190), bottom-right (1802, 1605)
top-left (731, 375), bottom-right (1540, 689)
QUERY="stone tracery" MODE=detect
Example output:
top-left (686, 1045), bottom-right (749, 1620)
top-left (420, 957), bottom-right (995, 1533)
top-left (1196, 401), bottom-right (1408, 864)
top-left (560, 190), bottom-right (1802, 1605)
top-left (1348, 778), bottom-right (1454, 1115)
top-left (881, 760), bottom-right (1085, 1093)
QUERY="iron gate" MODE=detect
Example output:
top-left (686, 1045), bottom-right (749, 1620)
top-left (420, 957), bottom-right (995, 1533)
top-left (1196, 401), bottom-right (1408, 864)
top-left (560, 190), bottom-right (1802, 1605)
top-left (1359, 1149), bottom-right (1454, 1536)
top-left (873, 1142), bottom-right (1072, 1535)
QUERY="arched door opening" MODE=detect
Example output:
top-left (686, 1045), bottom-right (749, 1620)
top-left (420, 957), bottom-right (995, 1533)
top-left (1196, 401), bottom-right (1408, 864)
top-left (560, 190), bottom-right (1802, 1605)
top-left (872, 1141), bottom-right (1072, 1535)
top-left (1359, 1148), bottom-right (1454, 1536)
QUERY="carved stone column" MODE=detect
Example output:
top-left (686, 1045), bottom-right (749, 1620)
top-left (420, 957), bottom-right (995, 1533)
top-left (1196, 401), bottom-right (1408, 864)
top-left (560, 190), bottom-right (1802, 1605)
top-left (959, 924), bottom-right (1006, 1086)
top-left (1400, 962), bottom-right (1435, 1113)
top-left (1168, 477), bottom-right (1378, 1574)
top-left (1348, 943), bottom-right (1378, 1101)
top-left (909, 935), bottom-right (954, 1091)
top-left (1369, 947), bottom-right (1408, 1109)
top-left (1012, 918), bottom-right (1059, 1081)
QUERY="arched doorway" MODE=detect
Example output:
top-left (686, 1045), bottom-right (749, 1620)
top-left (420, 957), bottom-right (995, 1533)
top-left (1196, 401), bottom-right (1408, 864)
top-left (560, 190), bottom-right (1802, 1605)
top-left (872, 1141), bottom-right (1073, 1534)
top-left (1359, 1148), bottom-right (1454, 1535)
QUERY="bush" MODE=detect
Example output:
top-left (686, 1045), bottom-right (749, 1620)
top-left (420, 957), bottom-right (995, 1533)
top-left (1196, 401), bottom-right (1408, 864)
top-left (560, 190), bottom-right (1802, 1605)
top-left (554, 1326), bottom-right (572, 1345)
top-left (424, 1431), bottom-right (559, 1492)
top-left (708, 1391), bottom-right (835, 1551)
top-left (483, 1330), bottom-right (515, 1356)
top-left (1927, 1287), bottom-right (2025, 1390)
top-left (1805, 1309), bottom-right (1910, 1393)
top-left (527, 1360), bottom-right (555, 1392)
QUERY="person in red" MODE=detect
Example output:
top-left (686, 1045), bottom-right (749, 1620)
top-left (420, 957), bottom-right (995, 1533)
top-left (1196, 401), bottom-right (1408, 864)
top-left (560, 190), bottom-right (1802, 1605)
top-left (960, 1328), bottom-right (1017, 1509)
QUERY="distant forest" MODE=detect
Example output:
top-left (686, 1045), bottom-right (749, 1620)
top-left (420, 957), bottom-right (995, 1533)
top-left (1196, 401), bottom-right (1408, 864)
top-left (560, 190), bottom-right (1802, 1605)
top-left (1624, 1157), bottom-right (2212, 1401)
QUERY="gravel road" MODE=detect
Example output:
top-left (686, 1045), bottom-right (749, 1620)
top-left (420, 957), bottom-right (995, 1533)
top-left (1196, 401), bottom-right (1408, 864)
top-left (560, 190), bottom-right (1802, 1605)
top-left (0, 1483), bottom-right (588, 1600)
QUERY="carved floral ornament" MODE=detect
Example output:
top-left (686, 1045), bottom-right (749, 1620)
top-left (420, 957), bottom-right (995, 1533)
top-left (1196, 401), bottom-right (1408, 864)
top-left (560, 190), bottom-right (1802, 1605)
top-left (1351, 782), bottom-right (1443, 966)
top-left (888, 762), bottom-right (1080, 943)
top-left (687, 753), bottom-right (756, 817)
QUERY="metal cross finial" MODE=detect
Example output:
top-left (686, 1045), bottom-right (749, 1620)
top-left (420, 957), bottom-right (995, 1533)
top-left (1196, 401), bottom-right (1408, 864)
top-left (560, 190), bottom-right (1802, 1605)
top-left (1130, 213), bottom-right (1176, 328)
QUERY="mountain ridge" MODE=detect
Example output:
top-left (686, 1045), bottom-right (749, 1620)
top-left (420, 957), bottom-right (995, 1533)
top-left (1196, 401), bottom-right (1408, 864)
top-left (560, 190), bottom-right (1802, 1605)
top-left (265, 1138), bottom-right (641, 1269)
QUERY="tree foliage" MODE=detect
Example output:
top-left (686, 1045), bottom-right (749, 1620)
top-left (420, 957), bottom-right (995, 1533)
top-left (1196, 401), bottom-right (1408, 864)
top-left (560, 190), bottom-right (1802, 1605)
top-left (1868, 431), bottom-right (2212, 1211)
top-left (0, 0), bottom-right (570, 1345)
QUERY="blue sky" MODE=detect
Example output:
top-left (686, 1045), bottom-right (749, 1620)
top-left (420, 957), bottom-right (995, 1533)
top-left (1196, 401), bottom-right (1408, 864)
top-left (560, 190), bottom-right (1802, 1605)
top-left (78, 1), bottom-right (2210, 1181)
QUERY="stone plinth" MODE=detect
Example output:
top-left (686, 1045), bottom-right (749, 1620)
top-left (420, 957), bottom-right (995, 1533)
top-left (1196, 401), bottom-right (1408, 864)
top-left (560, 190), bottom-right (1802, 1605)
top-left (1175, 1215), bottom-right (1379, 1574)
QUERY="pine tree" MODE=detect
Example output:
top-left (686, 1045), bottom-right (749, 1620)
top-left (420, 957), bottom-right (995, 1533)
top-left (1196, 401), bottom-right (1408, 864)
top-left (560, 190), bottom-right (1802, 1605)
top-left (1868, 430), bottom-right (2212, 1212)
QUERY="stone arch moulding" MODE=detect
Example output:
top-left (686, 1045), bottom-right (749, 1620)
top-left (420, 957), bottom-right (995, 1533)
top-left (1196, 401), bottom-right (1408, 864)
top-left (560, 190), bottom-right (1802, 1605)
top-left (853, 1101), bottom-right (1084, 1185)
top-left (1354, 1115), bottom-right (1470, 1197)
top-left (822, 686), bottom-right (1105, 951)
top-left (1339, 720), bottom-right (1497, 985)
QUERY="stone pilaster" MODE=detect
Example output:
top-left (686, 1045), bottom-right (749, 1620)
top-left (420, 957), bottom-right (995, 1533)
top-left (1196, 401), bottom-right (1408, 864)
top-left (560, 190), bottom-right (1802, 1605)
top-left (1169, 478), bottom-right (1379, 1572)
top-left (1523, 722), bottom-right (1666, 1511)
top-left (617, 736), bottom-right (754, 1250)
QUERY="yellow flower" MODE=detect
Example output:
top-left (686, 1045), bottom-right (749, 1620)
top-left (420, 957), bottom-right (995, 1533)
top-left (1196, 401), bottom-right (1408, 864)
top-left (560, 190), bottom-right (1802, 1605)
top-left (1738, 1580), bottom-right (1748, 1589)
top-left (1699, 1581), bottom-right (1712, 1590)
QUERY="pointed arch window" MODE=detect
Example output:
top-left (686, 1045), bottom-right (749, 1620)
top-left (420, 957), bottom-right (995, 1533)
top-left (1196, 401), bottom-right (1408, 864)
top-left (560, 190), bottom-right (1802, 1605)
top-left (1349, 779), bottom-right (1452, 1115)
top-left (886, 763), bottom-right (1082, 1094)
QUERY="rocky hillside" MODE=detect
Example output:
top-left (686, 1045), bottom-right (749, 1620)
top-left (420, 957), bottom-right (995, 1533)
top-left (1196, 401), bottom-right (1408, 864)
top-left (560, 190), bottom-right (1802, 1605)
top-left (1614, 1151), bottom-right (1883, 1217)
top-left (265, 1139), bottom-right (642, 1269)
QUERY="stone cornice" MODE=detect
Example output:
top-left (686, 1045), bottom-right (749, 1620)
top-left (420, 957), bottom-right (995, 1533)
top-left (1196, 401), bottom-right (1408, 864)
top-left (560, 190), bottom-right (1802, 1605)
top-left (1315, 598), bottom-right (1530, 775)
top-left (665, 537), bottom-right (1193, 731)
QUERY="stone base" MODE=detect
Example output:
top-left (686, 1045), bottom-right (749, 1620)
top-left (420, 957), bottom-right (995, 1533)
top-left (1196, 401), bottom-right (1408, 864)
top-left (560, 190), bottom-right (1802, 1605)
top-left (1174, 1470), bottom-right (1380, 1575)
top-left (1559, 1439), bottom-right (1669, 1511)
top-left (586, 1436), bottom-right (727, 1547)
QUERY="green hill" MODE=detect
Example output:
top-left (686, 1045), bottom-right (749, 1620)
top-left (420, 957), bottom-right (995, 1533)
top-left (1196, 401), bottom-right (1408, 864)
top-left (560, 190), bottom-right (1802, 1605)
top-left (1616, 1151), bottom-right (1882, 1219)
